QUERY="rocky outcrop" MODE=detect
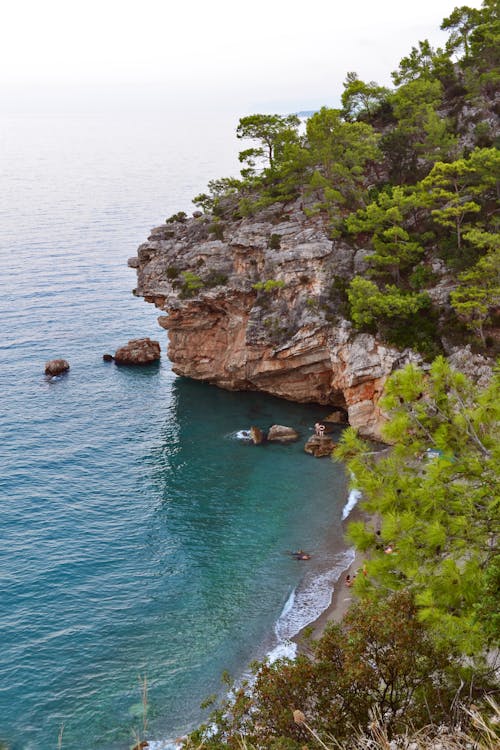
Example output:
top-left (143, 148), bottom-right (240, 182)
top-left (114, 338), bottom-right (161, 365)
top-left (45, 359), bottom-right (70, 376)
top-left (267, 425), bottom-right (299, 443)
top-left (304, 435), bottom-right (336, 458)
top-left (250, 426), bottom-right (264, 445)
top-left (130, 202), bottom-right (426, 439)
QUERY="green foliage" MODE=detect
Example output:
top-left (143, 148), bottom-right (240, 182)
top-left (205, 270), bottom-right (228, 288)
top-left (165, 266), bottom-right (179, 280)
top-left (409, 263), bottom-right (438, 290)
top-left (193, 177), bottom-right (242, 215)
top-left (236, 113), bottom-right (301, 177)
top-left (252, 279), bottom-right (286, 293)
top-left (348, 277), bottom-right (430, 328)
top-left (341, 71), bottom-right (391, 120)
top-left (392, 39), bottom-right (454, 86)
top-left (420, 148), bottom-right (500, 252)
top-left (450, 246), bottom-right (500, 342)
top-left (184, 592), bottom-right (476, 749)
top-left (442, 5), bottom-right (483, 62)
top-left (387, 78), bottom-right (457, 173)
top-left (336, 358), bottom-right (500, 655)
top-left (347, 186), bottom-right (424, 282)
top-left (304, 107), bottom-right (380, 216)
top-left (166, 211), bottom-right (187, 224)
top-left (208, 221), bottom-right (225, 240)
top-left (179, 271), bottom-right (204, 298)
top-left (268, 233), bottom-right (281, 250)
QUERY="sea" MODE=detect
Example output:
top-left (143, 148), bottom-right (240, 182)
top-left (0, 110), bottom-right (356, 749)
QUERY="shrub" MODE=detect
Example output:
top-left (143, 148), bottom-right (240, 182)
top-left (179, 271), bottom-right (204, 298)
top-left (185, 592), bottom-right (468, 749)
top-left (268, 233), bottom-right (282, 249)
top-left (409, 264), bottom-right (438, 290)
top-left (205, 270), bottom-right (228, 288)
top-left (166, 211), bottom-right (187, 224)
top-left (166, 266), bottom-right (179, 280)
top-left (209, 222), bottom-right (225, 240)
top-left (252, 279), bottom-right (286, 293)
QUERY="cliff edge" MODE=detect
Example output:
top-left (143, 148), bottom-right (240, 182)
top-left (130, 201), bottom-right (426, 439)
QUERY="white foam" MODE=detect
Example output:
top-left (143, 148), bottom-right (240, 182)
top-left (342, 487), bottom-right (361, 520)
top-left (150, 527), bottom-right (357, 748)
top-left (227, 429), bottom-right (252, 440)
top-left (273, 549), bottom-right (355, 643)
top-left (267, 639), bottom-right (297, 663)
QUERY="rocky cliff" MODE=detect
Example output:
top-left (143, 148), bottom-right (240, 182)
top-left (129, 201), bottom-right (429, 439)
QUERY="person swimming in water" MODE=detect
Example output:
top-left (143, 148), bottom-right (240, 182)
top-left (291, 549), bottom-right (311, 560)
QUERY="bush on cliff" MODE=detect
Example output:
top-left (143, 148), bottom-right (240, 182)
top-left (183, 592), bottom-right (489, 750)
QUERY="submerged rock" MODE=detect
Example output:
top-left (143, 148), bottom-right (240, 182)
top-left (304, 435), bottom-right (336, 458)
top-left (267, 424), bottom-right (299, 443)
top-left (102, 353), bottom-right (114, 362)
top-left (114, 338), bottom-right (161, 365)
top-left (45, 359), bottom-right (70, 376)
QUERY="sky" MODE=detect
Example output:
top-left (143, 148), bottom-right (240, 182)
top-left (0, 0), bottom-right (483, 114)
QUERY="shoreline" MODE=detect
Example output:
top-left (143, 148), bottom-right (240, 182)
top-left (150, 480), bottom-right (368, 749)
top-left (291, 502), bottom-right (367, 648)
top-left (291, 449), bottom-right (389, 646)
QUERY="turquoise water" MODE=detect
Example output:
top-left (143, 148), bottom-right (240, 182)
top-left (0, 113), bottom-right (349, 749)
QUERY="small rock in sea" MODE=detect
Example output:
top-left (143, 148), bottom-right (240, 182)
top-left (113, 338), bottom-right (161, 366)
top-left (44, 359), bottom-right (70, 376)
top-left (304, 435), bottom-right (336, 458)
top-left (267, 425), bottom-right (299, 443)
top-left (250, 426), bottom-right (264, 445)
top-left (102, 354), bottom-right (114, 362)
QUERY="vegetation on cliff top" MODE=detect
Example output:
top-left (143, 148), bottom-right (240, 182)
top-left (193, 0), bottom-right (499, 360)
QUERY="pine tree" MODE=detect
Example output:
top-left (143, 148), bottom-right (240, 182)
top-left (336, 358), bottom-right (500, 656)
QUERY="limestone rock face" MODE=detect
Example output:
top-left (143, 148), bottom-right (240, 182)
top-left (304, 435), bottom-right (336, 458)
top-left (114, 338), bottom-right (161, 365)
top-left (45, 359), bottom-right (70, 376)
top-left (130, 200), bottom-right (429, 439)
top-left (267, 425), bottom-right (299, 443)
top-left (324, 410), bottom-right (348, 424)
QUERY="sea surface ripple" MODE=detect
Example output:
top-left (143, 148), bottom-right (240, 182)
top-left (0, 112), bottom-right (350, 749)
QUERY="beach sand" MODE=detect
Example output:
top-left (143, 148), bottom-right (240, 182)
top-left (301, 548), bottom-right (365, 640)
top-left (292, 503), bottom-right (376, 648)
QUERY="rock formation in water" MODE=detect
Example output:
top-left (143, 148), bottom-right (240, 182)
top-left (129, 203), bottom-right (429, 439)
top-left (45, 359), bottom-right (70, 376)
top-left (304, 435), bottom-right (337, 458)
top-left (113, 338), bottom-right (161, 365)
top-left (267, 425), bottom-right (300, 443)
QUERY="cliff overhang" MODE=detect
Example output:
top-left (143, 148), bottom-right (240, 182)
top-left (130, 200), bottom-right (425, 439)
